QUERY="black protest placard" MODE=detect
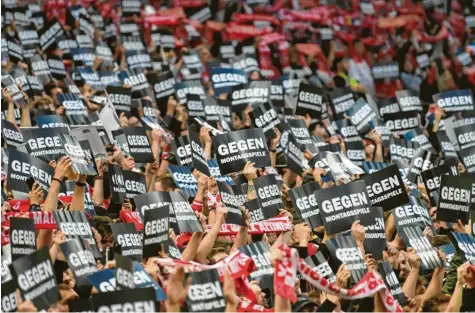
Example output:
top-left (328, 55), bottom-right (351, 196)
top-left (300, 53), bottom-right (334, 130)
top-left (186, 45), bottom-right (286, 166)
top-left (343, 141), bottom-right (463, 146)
top-left (204, 96), bottom-right (232, 126)
top-left (115, 254), bottom-right (136, 290)
top-left (217, 181), bottom-right (245, 225)
top-left (396, 90), bottom-right (422, 112)
top-left (436, 131), bottom-right (458, 159)
top-left (125, 49), bottom-right (152, 70)
top-left (393, 196), bottom-right (433, 234)
top-left (389, 137), bottom-right (419, 166)
top-left (378, 97), bottom-right (400, 116)
top-left (289, 182), bottom-right (322, 228)
top-left (244, 198), bottom-right (265, 223)
top-left (361, 164), bottom-right (408, 212)
top-left (209, 67), bottom-right (247, 95)
top-left (287, 119), bottom-right (314, 150)
top-left (6, 149), bottom-right (53, 193)
top-left (10, 68), bottom-right (43, 98)
top-left (232, 54), bottom-right (259, 74)
top-left (434, 89), bottom-right (474, 112)
top-left (60, 134), bottom-right (97, 175)
top-left (404, 128), bottom-right (432, 151)
top-left (253, 175), bottom-right (282, 217)
top-left (118, 69), bottom-right (150, 99)
top-left (95, 43), bottom-right (114, 65)
top-left (77, 67), bottom-right (105, 91)
top-left (401, 226), bottom-right (442, 270)
top-left (328, 87), bottom-right (355, 117)
top-left (326, 153), bottom-right (351, 183)
top-left (454, 123), bottom-right (475, 150)
top-left (175, 81), bottom-right (206, 105)
top-left (335, 119), bottom-right (361, 142)
top-left (345, 141), bottom-right (365, 166)
top-left (421, 163), bottom-right (454, 205)
top-left (92, 287), bottom-right (156, 312)
top-left (379, 261), bottom-right (407, 306)
top-left (17, 25), bottom-right (39, 47)
top-left (6, 38), bottom-right (23, 64)
top-left (363, 206), bottom-right (386, 260)
top-left (295, 82), bottom-right (324, 118)
top-left (250, 103), bottom-right (280, 139)
top-left (10, 217), bottom-right (36, 260)
top-left (70, 47), bottom-right (95, 66)
top-left (111, 223), bottom-right (143, 261)
top-left (59, 239), bottom-right (97, 288)
top-left (384, 111), bottom-right (420, 135)
top-left (304, 251), bottom-right (336, 283)
top-left (47, 55), bottom-right (67, 80)
top-left (189, 131), bottom-right (210, 176)
top-left (186, 94), bottom-right (205, 118)
top-left (38, 18), bottom-right (64, 53)
top-left (347, 98), bottom-right (378, 136)
top-left (2, 120), bottom-right (23, 147)
top-left (107, 86), bottom-right (132, 113)
top-left (123, 127), bottom-right (154, 163)
top-left (133, 191), bottom-right (171, 219)
top-left (239, 242), bottom-right (274, 289)
top-left (169, 165), bottom-right (198, 198)
top-left (1, 75), bottom-right (27, 108)
top-left (12, 247), bottom-right (60, 311)
top-left (68, 298), bottom-right (93, 313)
top-left (171, 191), bottom-right (203, 233)
top-left (122, 0), bottom-right (141, 16)
top-left (450, 232), bottom-right (475, 264)
top-left (163, 237), bottom-right (182, 260)
top-left (406, 149), bottom-right (437, 183)
top-left (436, 175), bottom-right (472, 224)
top-left (143, 205), bottom-right (169, 258)
top-left (1, 279), bottom-right (18, 312)
top-left (372, 62), bottom-right (399, 80)
top-left (459, 146), bottom-right (475, 173)
top-left (53, 210), bottom-right (101, 257)
top-left (269, 81), bottom-right (284, 108)
top-left (108, 164), bottom-right (126, 204)
top-left (219, 42), bottom-right (235, 61)
top-left (122, 170), bottom-right (147, 199)
top-left (315, 180), bottom-right (372, 235)
top-left (286, 134), bottom-right (305, 176)
top-left (172, 135), bottom-right (192, 167)
top-left (212, 128), bottom-right (269, 175)
top-left (186, 268), bottom-right (225, 312)
top-left (230, 81), bottom-right (270, 112)
top-left (28, 55), bottom-right (52, 85)
top-left (57, 93), bottom-right (88, 122)
top-left (326, 235), bottom-right (367, 284)
top-left (21, 127), bottom-right (68, 162)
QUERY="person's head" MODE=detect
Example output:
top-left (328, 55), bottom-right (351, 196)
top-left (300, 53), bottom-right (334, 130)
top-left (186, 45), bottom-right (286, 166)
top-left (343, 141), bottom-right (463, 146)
top-left (155, 175), bottom-right (177, 192)
top-left (332, 57), bottom-right (348, 73)
top-left (250, 70), bottom-right (261, 81)
top-left (198, 45), bottom-right (212, 64)
top-left (403, 58), bottom-right (414, 74)
top-left (249, 281), bottom-right (267, 306)
top-left (292, 297), bottom-right (317, 312)
top-left (207, 247), bottom-right (228, 264)
top-left (420, 293), bottom-right (451, 312)
top-left (353, 39), bottom-right (365, 55)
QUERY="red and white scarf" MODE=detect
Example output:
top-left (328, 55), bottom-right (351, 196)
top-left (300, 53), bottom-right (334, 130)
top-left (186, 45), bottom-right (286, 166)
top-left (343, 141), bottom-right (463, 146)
top-left (274, 245), bottom-right (404, 312)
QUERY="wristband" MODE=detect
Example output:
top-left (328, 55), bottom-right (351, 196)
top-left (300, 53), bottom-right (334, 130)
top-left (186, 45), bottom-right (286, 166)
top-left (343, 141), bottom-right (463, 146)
top-left (269, 149), bottom-right (277, 153)
top-left (94, 176), bottom-right (104, 181)
top-left (52, 178), bottom-right (62, 184)
top-left (75, 181), bottom-right (86, 187)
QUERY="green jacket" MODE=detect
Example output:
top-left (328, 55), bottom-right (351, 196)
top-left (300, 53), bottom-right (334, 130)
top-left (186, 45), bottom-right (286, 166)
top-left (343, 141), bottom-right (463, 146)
top-left (442, 251), bottom-right (462, 295)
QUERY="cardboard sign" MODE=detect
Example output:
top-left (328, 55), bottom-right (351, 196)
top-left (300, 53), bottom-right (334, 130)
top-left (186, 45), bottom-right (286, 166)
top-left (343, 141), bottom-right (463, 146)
top-left (232, 55), bottom-right (259, 74)
top-left (216, 181), bottom-right (245, 225)
top-left (115, 254), bottom-right (136, 290)
top-left (59, 239), bottom-right (97, 288)
top-left (189, 131), bottom-right (210, 176)
top-left (289, 182), bottom-right (322, 228)
top-left (12, 248), bottom-right (60, 311)
top-left (175, 81), bottom-right (206, 104)
top-left (168, 165), bottom-right (198, 198)
top-left (207, 159), bottom-right (235, 185)
top-left (389, 138), bottom-right (419, 166)
top-left (209, 67), bottom-right (247, 95)
top-left (118, 69), bottom-right (150, 99)
top-left (6, 38), bottom-right (23, 63)
top-left (459, 146), bottom-right (475, 173)
top-left (396, 90), bottom-right (422, 112)
top-left (434, 89), bottom-right (474, 112)
top-left (326, 153), bottom-right (351, 183)
top-left (378, 97), bottom-right (400, 116)
top-left (171, 191), bottom-right (203, 233)
top-left (345, 141), bottom-right (365, 166)
top-left (253, 174), bottom-right (282, 217)
top-left (454, 123), bottom-right (475, 150)
top-left (123, 127), bottom-right (154, 163)
top-left (347, 98), bottom-right (377, 136)
top-left (304, 251), bottom-right (336, 283)
top-left (28, 54), bottom-right (52, 85)
top-left (363, 206), bottom-right (386, 260)
top-left (393, 196), bottom-right (433, 235)
top-left (47, 55), bottom-right (67, 80)
top-left (361, 164), bottom-right (408, 212)
top-left (270, 81), bottom-right (284, 108)
top-left (244, 198), bottom-right (265, 223)
top-left (6, 149), bottom-right (54, 193)
top-left (92, 287), bottom-right (157, 312)
top-left (186, 94), bottom-right (205, 118)
top-left (406, 149), bottom-right (437, 182)
top-left (69, 126), bottom-right (107, 159)
top-left (372, 62), bottom-right (399, 80)
top-left (384, 111), bottom-right (420, 135)
top-left (111, 223), bottom-right (143, 261)
top-left (60, 134), bottom-right (97, 175)
top-left (163, 237), bottom-right (182, 260)
top-left (404, 128), bottom-right (432, 151)
top-left (1, 75), bottom-right (27, 108)
top-left (315, 180), bottom-right (372, 235)
top-left (436, 131), bottom-right (458, 159)
top-left (212, 128), bottom-right (269, 175)
top-left (421, 163), bottom-right (454, 205)
top-left (2, 120), bottom-right (23, 147)
top-left (335, 119), bottom-right (361, 142)
top-left (53, 210), bottom-right (102, 257)
top-left (57, 93), bottom-right (88, 122)
top-left (285, 134), bottom-right (305, 176)
top-left (362, 161), bottom-right (390, 174)
top-left (186, 269), bottom-right (226, 312)
top-left (123, 170), bottom-right (147, 198)
top-left (436, 175), bottom-right (472, 224)
top-left (238, 242), bottom-right (274, 289)
top-left (204, 96), bottom-right (232, 127)
top-left (68, 298), bottom-right (93, 312)
top-left (125, 49), bottom-right (152, 70)
top-left (133, 191), bottom-right (171, 220)
top-left (326, 235), bottom-right (367, 284)
top-left (143, 205), bottom-right (169, 258)
top-left (1, 279), bottom-right (18, 312)
top-left (287, 119), bottom-right (315, 152)
top-left (401, 226), bottom-right (442, 270)
top-left (172, 135), bottom-right (192, 167)
top-left (230, 81), bottom-right (270, 112)
top-left (11, 69), bottom-right (43, 98)
top-left (328, 87), bottom-right (355, 117)
top-left (108, 164), bottom-right (126, 204)
top-left (122, 0), bottom-right (141, 16)
top-left (295, 82), bottom-right (324, 118)
top-left (450, 232), bottom-right (475, 264)
top-left (21, 127), bottom-right (68, 162)
top-left (10, 217), bottom-right (36, 260)
top-left (378, 261), bottom-right (407, 306)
